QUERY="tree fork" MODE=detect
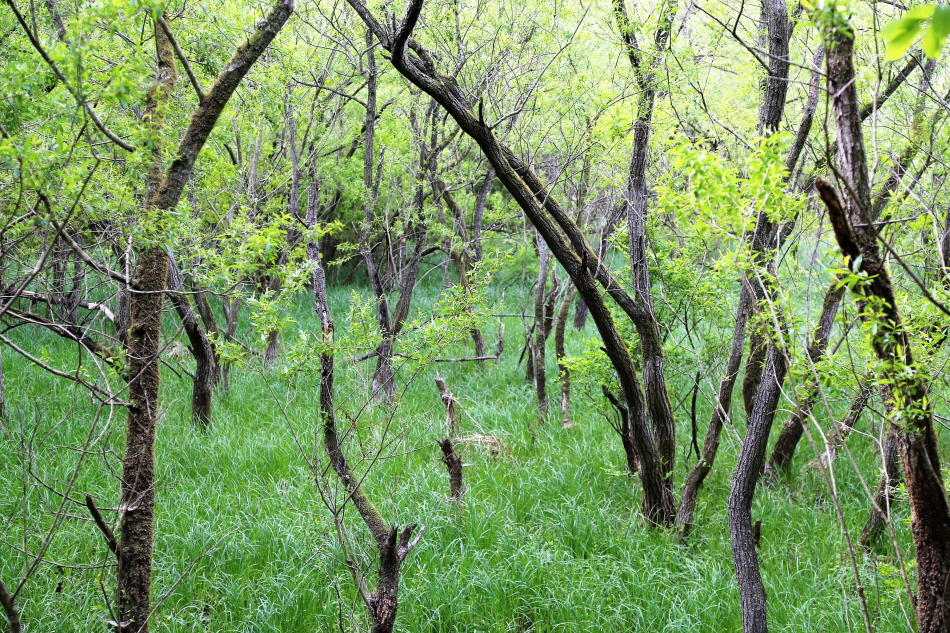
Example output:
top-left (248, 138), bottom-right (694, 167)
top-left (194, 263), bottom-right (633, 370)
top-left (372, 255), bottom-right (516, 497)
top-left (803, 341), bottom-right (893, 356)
top-left (117, 5), bottom-right (293, 630)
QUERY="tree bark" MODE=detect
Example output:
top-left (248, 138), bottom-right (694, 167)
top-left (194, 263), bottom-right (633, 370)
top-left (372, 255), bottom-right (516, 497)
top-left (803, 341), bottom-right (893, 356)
top-left (437, 438), bottom-right (464, 500)
top-left (615, 0), bottom-right (678, 492)
top-left (766, 281), bottom-right (845, 474)
top-left (0, 578), bottom-right (20, 633)
top-left (358, 29), bottom-right (395, 402)
top-left (533, 231), bottom-right (550, 418)
top-left (728, 344), bottom-right (788, 633)
top-left (808, 380), bottom-right (871, 471)
top-left (859, 421), bottom-right (901, 549)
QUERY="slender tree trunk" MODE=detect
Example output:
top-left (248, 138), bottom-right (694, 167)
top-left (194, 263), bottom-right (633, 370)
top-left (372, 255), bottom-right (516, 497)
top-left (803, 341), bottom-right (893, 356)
top-left (0, 346), bottom-right (6, 419)
top-left (533, 231), bottom-right (550, 418)
top-left (676, 285), bottom-right (751, 536)
top-left (859, 421), bottom-right (901, 549)
top-left (767, 281), bottom-right (845, 474)
top-left (167, 259), bottom-right (216, 428)
top-left (356, 0), bottom-right (673, 523)
top-left (435, 179), bottom-right (485, 354)
top-left (358, 29), bottom-right (395, 401)
top-left (728, 344), bottom-right (788, 633)
top-left (809, 381), bottom-right (871, 471)
top-left (734, 0), bottom-right (791, 418)
top-left (314, 212), bottom-right (420, 633)
top-left (120, 245), bottom-right (169, 633)
top-left (472, 167), bottom-right (493, 265)
top-left (615, 0), bottom-right (679, 492)
top-left (116, 22), bottom-right (178, 631)
top-left (554, 286), bottom-right (575, 427)
top-left (219, 295), bottom-right (240, 390)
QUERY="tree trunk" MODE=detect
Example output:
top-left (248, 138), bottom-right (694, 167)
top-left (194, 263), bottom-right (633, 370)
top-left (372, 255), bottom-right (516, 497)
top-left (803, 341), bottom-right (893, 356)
top-left (117, 6), bottom-right (293, 630)
top-left (315, 210), bottom-right (420, 633)
top-left (219, 295), bottom-right (240, 390)
top-left (355, 0), bottom-right (673, 524)
top-left (533, 231), bottom-right (550, 418)
top-left (615, 0), bottom-right (678, 493)
top-left (167, 259), bottom-right (216, 428)
top-left (767, 281), bottom-right (845, 474)
top-left (472, 167), bottom-right (493, 265)
top-left (0, 346), bottom-right (6, 419)
top-left (0, 578), bottom-right (20, 633)
top-left (359, 29), bottom-right (395, 402)
top-left (809, 381), bottom-right (870, 471)
top-left (676, 285), bottom-right (752, 537)
top-left (437, 438), bottom-right (464, 500)
top-left (820, 21), bottom-right (950, 629)
top-left (859, 422), bottom-right (901, 549)
top-left (732, 0), bottom-right (791, 420)
top-left (554, 286), bottom-right (575, 427)
top-left (728, 344), bottom-right (788, 633)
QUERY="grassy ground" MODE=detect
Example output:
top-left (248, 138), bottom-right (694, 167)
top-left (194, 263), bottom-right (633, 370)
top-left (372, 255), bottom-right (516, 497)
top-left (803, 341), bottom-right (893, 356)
top-left (0, 281), bottom-right (918, 632)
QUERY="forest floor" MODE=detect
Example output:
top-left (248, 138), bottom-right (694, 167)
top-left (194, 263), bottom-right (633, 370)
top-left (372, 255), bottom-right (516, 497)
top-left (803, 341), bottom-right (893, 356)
top-left (0, 281), bottom-right (916, 632)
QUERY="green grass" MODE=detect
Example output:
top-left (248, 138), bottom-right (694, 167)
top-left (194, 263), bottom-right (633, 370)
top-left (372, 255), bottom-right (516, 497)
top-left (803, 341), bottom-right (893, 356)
top-left (0, 283), bottom-right (919, 632)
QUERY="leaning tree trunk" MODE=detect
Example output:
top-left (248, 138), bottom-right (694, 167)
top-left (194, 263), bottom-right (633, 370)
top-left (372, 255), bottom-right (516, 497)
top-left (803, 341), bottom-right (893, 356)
top-left (349, 0), bottom-right (673, 524)
top-left (117, 6), bottom-right (293, 630)
top-left (769, 57), bottom-right (936, 475)
top-left (820, 19), bottom-right (950, 630)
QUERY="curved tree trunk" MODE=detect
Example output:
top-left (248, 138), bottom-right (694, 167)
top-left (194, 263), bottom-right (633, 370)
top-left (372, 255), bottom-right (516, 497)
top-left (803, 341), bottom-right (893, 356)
top-left (348, 0), bottom-right (673, 523)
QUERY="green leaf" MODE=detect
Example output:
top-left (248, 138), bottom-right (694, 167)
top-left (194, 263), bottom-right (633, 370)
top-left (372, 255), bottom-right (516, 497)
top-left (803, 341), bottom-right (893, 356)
top-left (883, 20), bottom-right (923, 60)
top-left (924, 5), bottom-right (950, 57)
top-left (906, 4), bottom-right (937, 20)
